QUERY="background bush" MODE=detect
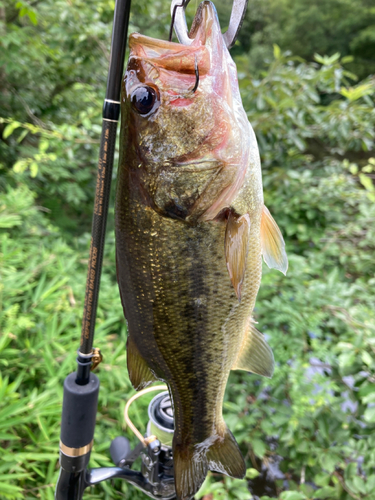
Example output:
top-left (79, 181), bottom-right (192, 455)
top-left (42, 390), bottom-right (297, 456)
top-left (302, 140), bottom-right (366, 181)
top-left (1, 0), bottom-right (374, 499)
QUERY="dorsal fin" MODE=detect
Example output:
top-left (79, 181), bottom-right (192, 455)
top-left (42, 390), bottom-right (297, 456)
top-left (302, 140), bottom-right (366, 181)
top-left (260, 205), bottom-right (288, 275)
top-left (232, 320), bottom-right (274, 378)
top-left (225, 212), bottom-right (251, 301)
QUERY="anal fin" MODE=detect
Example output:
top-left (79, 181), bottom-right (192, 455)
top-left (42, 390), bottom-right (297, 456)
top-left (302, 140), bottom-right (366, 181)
top-left (225, 211), bottom-right (250, 301)
top-left (206, 426), bottom-right (246, 478)
top-left (127, 336), bottom-right (157, 391)
top-left (232, 320), bottom-right (274, 378)
top-left (260, 205), bottom-right (288, 275)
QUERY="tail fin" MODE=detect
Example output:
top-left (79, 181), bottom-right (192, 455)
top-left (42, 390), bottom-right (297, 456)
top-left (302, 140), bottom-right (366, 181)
top-left (173, 426), bottom-right (245, 500)
top-left (173, 445), bottom-right (208, 500)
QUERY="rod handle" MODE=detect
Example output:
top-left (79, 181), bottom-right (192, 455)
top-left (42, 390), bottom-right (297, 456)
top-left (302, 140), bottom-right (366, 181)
top-left (60, 372), bottom-right (100, 450)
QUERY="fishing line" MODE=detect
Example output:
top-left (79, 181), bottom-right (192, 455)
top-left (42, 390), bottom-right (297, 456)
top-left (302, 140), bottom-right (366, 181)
top-left (124, 385), bottom-right (168, 445)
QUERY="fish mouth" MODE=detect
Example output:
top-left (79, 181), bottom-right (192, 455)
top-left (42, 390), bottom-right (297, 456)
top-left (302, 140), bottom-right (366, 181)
top-left (129, 33), bottom-right (210, 78)
top-left (128, 1), bottom-right (216, 78)
top-left (169, 159), bottom-right (221, 172)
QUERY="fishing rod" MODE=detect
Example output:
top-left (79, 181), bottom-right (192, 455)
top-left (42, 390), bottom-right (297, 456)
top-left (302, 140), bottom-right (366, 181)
top-left (55, 0), bottom-right (131, 497)
top-left (55, 1), bottom-right (248, 499)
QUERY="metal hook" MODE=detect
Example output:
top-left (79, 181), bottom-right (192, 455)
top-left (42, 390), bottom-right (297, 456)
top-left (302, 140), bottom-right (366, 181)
top-left (170, 0), bottom-right (248, 50)
top-left (169, 0), bottom-right (187, 42)
top-left (191, 56), bottom-right (199, 93)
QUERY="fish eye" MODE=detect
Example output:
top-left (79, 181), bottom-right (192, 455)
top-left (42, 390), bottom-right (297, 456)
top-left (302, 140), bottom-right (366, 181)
top-left (131, 86), bottom-right (159, 116)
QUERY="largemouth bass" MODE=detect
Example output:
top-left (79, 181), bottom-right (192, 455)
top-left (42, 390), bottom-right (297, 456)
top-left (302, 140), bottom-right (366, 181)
top-left (115, 2), bottom-right (288, 499)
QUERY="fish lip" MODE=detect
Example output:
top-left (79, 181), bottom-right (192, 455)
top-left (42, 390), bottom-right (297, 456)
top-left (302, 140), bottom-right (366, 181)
top-left (129, 32), bottom-right (186, 53)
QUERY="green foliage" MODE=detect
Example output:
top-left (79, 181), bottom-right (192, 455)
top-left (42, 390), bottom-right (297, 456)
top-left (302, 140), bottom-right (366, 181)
top-left (196, 472), bottom-right (252, 500)
top-left (235, 0), bottom-right (375, 79)
top-left (1, 1), bottom-right (375, 499)
top-left (0, 0), bottom-right (172, 233)
top-left (227, 52), bottom-right (375, 500)
top-left (0, 185), bottom-right (137, 499)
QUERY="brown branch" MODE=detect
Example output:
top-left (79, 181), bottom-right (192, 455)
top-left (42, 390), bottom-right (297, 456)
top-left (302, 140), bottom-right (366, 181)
top-left (10, 87), bottom-right (46, 129)
top-left (326, 305), bottom-right (375, 332)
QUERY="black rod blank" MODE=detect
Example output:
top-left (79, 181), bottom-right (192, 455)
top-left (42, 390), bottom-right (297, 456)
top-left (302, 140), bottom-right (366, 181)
top-left (106, 0), bottom-right (132, 102)
top-left (78, 0), bottom-right (132, 370)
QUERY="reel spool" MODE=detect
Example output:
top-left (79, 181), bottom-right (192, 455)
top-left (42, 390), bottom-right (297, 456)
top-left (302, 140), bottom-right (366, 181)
top-left (147, 391), bottom-right (174, 448)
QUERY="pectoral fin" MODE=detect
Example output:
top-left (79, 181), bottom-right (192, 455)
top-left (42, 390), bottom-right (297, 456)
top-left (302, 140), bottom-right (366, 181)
top-left (232, 321), bottom-right (274, 378)
top-left (260, 205), bottom-right (288, 275)
top-left (127, 336), bottom-right (157, 390)
top-left (225, 212), bottom-right (251, 301)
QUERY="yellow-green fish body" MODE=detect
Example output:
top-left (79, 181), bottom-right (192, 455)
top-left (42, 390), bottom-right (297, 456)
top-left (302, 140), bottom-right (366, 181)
top-left (115, 3), bottom-right (287, 499)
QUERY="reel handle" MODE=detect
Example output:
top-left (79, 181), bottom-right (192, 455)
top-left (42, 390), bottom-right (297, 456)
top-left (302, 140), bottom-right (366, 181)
top-left (110, 436), bottom-right (131, 466)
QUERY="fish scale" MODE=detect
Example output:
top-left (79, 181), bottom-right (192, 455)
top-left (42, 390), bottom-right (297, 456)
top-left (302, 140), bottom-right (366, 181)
top-left (116, 177), bottom-right (247, 434)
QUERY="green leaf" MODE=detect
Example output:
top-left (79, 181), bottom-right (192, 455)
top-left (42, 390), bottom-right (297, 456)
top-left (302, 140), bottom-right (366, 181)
top-left (13, 159), bottom-right (28, 173)
top-left (252, 438), bottom-right (266, 458)
top-left (17, 128), bottom-right (29, 143)
top-left (3, 121), bottom-right (21, 139)
top-left (366, 475), bottom-right (375, 494)
top-left (362, 351), bottom-right (373, 367)
top-left (359, 173), bottom-right (375, 193)
top-left (314, 52), bottom-right (340, 65)
top-left (347, 476), bottom-right (367, 495)
top-left (341, 55), bottom-right (354, 64)
top-left (280, 491), bottom-right (307, 500)
top-left (319, 452), bottom-right (340, 473)
top-left (0, 482), bottom-right (23, 495)
top-left (246, 468), bottom-right (260, 479)
top-left (0, 214), bottom-right (22, 228)
top-left (30, 162), bottom-right (38, 178)
top-left (341, 83), bottom-right (374, 102)
top-left (364, 406), bottom-right (375, 423)
top-left (314, 486), bottom-right (336, 498)
top-left (27, 9), bottom-right (38, 25)
top-left (345, 462), bottom-right (358, 482)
